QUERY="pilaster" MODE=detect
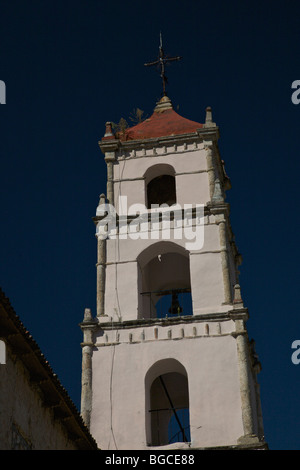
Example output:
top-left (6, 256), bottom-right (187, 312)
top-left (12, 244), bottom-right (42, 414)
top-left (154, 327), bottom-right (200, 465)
top-left (105, 152), bottom-right (115, 205)
top-left (204, 143), bottom-right (215, 199)
top-left (228, 306), bottom-right (260, 446)
top-left (96, 194), bottom-right (107, 317)
top-left (80, 308), bottom-right (97, 429)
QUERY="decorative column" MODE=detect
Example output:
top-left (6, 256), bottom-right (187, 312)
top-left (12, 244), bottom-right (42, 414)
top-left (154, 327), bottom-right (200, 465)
top-left (235, 319), bottom-right (259, 443)
top-left (96, 194), bottom-right (107, 317)
top-left (230, 287), bottom-right (260, 445)
top-left (105, 151), bottom-right (115, 205)
top-left (203, 108), bottom-right (217, 200)
top-left (98, 121), bottom-right (118, 205)
top-left (250, 339), bottom-right (265, 440)
top-left (96, 237), bottom-right (106, 317)
top-left (204, 143), bottom-right (215, 199)
top-left (217, 216), bottom-right (232, 304)
top-left (80, 308), bottom-right (97, 429)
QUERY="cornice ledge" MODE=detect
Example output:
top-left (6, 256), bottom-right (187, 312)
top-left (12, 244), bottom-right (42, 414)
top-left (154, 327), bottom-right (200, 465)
top-left (79, 320), bottom-right (98, 331)
top-left (98, 139), bottom-right (120, 154)
top-left (228, 307), bottom-right (249, 322)
top-left (118, 132), bottom-right (202, 149)
top-left (97, 312), bottom-right (231, 330)
top-left (196, 126), bottom-right (220, 139)
top-left (207, 201), bottom-right (230, 216)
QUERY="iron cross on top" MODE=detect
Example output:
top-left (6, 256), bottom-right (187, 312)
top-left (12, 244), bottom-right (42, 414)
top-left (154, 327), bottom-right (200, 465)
top-left (144, 33), bottom-right (182, 96)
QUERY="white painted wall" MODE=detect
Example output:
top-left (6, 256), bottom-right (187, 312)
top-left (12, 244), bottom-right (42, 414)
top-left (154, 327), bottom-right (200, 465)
top-left (90, 325), bottom-right (244, 450)
top-left (103, 218), bottom-right (226, 322)
top-left (113, 146), bottom-right (210, 212)
top-left (90, 134), bottom-right (253, 451)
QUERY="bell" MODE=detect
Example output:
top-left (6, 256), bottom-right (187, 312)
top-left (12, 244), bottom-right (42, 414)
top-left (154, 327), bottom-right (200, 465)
top-left (168, 292), bottom-right (183, 315)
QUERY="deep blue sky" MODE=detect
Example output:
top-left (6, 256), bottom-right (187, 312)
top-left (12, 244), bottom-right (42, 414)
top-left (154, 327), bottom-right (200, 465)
top-left (0, 0), bottom-right (299, 450)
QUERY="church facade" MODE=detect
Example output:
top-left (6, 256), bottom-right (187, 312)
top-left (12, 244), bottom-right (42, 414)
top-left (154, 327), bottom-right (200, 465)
top-left (80, 94), bottom-right (267, 450)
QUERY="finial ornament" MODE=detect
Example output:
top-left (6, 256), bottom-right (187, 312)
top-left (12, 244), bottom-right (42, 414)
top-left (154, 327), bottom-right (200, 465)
top-left (83, 308), bottom-right (93, 322)
top-left (99, 193), bottom-right (106, 205)
top-left (233, 284), bottom-right (244, 307)
top-left (144, 32), bottom-right (182, 96)
top-left (104, 122), bottom-right (114, 137)
top-left (212, 178), bottom-right (224, 203)
top-left (204, 106), bottom-right (216, 128)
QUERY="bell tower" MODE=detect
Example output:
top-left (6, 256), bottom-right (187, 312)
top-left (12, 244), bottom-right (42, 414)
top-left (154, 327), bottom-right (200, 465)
top-left (80, 94), bottom-right (267, 450)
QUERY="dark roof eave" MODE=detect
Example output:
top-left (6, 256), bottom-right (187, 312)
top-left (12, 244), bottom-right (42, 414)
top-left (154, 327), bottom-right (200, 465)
top-left (0, 289), bottom-right (98, 450)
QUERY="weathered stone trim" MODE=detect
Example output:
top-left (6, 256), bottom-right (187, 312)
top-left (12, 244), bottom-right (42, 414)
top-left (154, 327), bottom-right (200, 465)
top-left (234, 319), bottom-right (258, 440)
top-left (95, 331), bottom-right (235, 348)
top-left (97, 313), bottom-right (233, 330)
top-left (104, 152), bottom-right (115, 204)
top-left (217, 218), bottom-right (232, 304)
top-left (96, 235), bottom-right (106, 317)
top-left (79, 309), bottom-right (98, 431)
top-left (204, 143), bottom-right (215, 199)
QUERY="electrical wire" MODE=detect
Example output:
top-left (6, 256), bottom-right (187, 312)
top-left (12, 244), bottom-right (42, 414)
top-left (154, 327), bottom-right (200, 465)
top-left (107, 151), bottom-right (127, 450)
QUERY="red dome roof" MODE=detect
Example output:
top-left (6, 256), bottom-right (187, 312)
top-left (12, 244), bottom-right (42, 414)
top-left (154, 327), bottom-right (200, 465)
top-left (103, 96), bottom-right (203, 142)
top-left (122, 109), bottom-right (202, 141)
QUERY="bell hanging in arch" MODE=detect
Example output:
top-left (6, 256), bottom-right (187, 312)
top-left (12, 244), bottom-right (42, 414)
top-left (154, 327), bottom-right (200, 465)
top-left (168, 291), bottom-right (183, 316)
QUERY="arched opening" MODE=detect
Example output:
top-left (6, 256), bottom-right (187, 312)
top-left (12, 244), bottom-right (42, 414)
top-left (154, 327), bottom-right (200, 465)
top-left (147, 175), bottom-right (176, 208)
top-left (144, 164), bottom-right (176, 209)
top-left (145, 359), bottom-right (191, 446)
top-left (137, 242), bottom-right (193, 319)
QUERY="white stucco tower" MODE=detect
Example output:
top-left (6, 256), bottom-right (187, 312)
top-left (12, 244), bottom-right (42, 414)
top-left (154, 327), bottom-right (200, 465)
top-left (80, 95), bottom-right (267, 450)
